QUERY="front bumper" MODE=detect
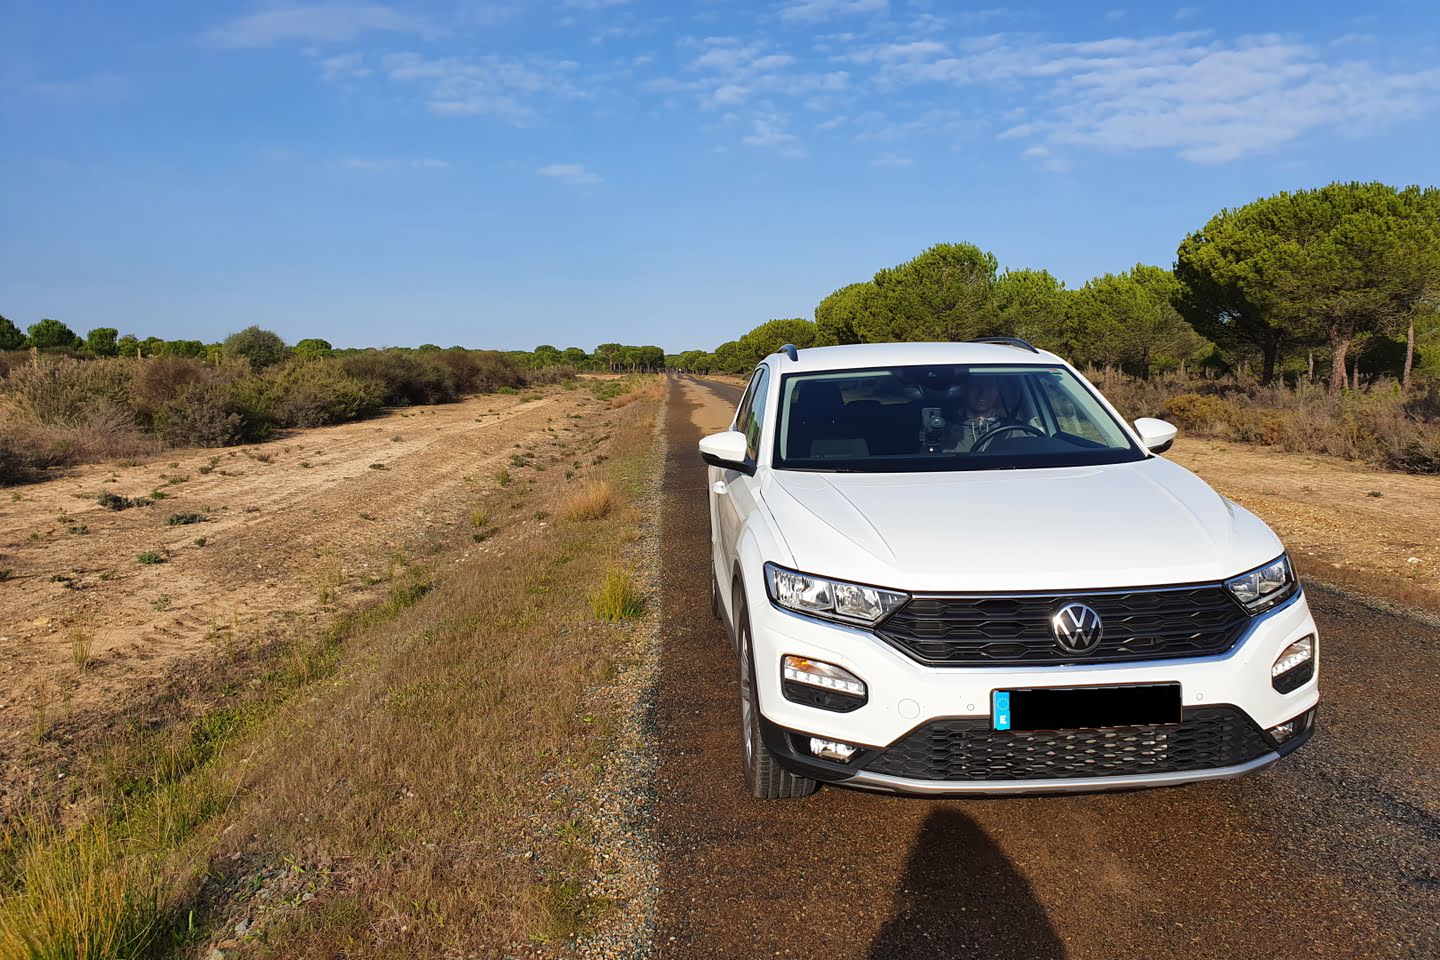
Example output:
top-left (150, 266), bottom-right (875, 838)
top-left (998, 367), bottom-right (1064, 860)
top-left (750, 586), bottom-right (1320, 796)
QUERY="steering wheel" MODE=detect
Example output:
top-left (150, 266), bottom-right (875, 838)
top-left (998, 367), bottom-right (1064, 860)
top-left (971, 423), bottom-right (1047, 452)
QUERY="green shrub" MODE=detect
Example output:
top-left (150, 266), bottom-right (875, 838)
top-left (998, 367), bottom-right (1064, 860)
top-left (136, 551), bottom-right (166, 565)
top-left (98, 492), bottom-right (150, 511)
top-left (165, 513), bottom-right (205, 526)
top-left (470, 350), bottom-right (527, 392)
top-left (222, 326), bottom-right (288, 369)
top-left (155, 373), bottom-right (274, 447)
top-left (264, 360), bottom-right (385, 428)
top-left (340, 350), bottom-right (458, 406)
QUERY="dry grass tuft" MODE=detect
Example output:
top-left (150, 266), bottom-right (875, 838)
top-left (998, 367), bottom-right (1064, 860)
top-left (0, 823), bottom-right (166, 958)
top-left (562, 481), bottom-right (613, 522)
top-left (591, 568), bottom-right (645, 622)
top-left (71, 630), bottom-right (94, 673)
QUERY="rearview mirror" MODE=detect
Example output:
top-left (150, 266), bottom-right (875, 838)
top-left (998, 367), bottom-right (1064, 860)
top-left (1134, 417), bottom-right (1178, 454)
top-left (699, 430), bottom-right (752, 475)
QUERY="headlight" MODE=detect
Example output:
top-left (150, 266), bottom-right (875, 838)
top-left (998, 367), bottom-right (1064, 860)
top-left (763, 563), bottom-right (908, 625)
top-left (1225, 554), bottom-right (1297, 613)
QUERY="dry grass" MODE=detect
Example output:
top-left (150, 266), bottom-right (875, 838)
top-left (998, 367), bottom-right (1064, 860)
top-left (562, 480), bottom-right (613, 522)
top-left (591, 568), bottom-right (645, 622)
top-left (0, 823), bottom-right (167, 959)
top-left (70, 630), bottom-right (94, 673)
top-left (0, 380), bottom-right (663, 957)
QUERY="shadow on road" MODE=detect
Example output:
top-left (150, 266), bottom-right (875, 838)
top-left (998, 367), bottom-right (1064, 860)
top-left (866, 808), bottom-right (1067, 960)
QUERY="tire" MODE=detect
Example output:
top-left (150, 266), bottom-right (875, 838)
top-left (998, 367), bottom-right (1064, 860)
top-left (736, 598), bottom-right (819, 800)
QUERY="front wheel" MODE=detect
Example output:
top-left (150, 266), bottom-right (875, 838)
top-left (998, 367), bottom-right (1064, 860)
top-left (737, 600), bottom-right (818, 800)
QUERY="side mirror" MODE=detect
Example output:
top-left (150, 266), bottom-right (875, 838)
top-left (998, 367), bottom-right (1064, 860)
top-left (699, 430), bottom-right (753, 475)
top-left (1134, 417), bottom-right (1178, 454)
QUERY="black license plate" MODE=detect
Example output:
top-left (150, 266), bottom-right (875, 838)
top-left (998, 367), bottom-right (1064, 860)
top-left (993, 683), bottom-right (1181, 732)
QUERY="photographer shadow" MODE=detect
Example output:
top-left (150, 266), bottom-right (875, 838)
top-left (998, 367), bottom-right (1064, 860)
top-left (866, 808), bottom-right (1067, 960)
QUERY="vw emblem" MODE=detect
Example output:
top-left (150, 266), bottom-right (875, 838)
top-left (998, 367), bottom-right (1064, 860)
top-left (1051, 603), bottom-right (1103, 654)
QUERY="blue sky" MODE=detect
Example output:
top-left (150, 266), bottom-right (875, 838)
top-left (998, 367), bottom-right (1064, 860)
top-left (2, 1), bottom-right (1437, 352)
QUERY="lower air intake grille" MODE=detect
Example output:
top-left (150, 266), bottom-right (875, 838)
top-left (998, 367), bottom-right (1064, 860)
top-left (862, 706), bottom-right (1271, 782)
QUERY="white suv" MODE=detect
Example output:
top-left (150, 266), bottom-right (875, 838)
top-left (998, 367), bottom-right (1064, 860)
top-left (700, 340), bottom-right (1318, 798)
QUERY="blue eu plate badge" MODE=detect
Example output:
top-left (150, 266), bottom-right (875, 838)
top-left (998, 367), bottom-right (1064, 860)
top-left (993, 691), bottom-right (1011, 731)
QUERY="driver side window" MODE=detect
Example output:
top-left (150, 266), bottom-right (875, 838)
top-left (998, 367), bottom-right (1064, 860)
top-left (740, 367), bottom-right (769, 464)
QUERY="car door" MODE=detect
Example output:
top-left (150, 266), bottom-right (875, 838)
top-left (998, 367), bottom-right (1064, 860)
top-left (714, 366), bottom-right (769, 584)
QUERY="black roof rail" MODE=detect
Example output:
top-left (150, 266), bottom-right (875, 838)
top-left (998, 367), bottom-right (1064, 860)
top-left (775, 343), bottom-right (799, 361)
top-left (970, 336), bottom-right (1040, 354)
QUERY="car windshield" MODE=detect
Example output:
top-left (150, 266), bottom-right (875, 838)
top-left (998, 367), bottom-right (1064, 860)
top-left (773, 364), bottom-right (1144, 472)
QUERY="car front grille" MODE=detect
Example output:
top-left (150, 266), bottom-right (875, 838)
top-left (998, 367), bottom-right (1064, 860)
top-left (862, 706), bottom-right (1271, 782)
top-left (876, 585), bottom-right (1250, 666)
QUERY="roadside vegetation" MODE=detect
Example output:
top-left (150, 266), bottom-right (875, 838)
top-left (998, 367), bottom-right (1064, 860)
top-left (0, 324), bottom-right (676, 485)
top-left (670, 182), bottom-right (1440, 473)
top-left (0, 376), bottom-right (664, 957)
top-left (1102, 371), bottom-right (1440, 473)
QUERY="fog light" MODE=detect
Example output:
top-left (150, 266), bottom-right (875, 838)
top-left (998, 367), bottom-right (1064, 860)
top-left (1271, 634), bottom-right (1315, 693)
top-left (783, 656), bottom-right (866, 697)
top-left (1267, 707), bottom-right (1316, 747)
top-left (808, 737), bottom-right (857, 762)
top-left (1268, 719), bottom-right (1297, 743)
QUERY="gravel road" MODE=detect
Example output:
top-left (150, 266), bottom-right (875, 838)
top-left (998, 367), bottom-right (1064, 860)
top-left (653, 376), bottom-right (1440, 960)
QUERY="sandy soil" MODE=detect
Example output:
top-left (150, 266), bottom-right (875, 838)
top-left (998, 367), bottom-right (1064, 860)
top-left (0, 386), bottom-right (609, 805)
top-left (1169, 439), bottom-right (1440, 610)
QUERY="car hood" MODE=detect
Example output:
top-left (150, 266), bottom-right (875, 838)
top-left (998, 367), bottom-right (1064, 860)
top-left (760, 458), bottom-right (1283, 593)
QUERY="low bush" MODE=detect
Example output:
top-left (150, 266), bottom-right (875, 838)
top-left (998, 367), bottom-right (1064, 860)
top-left (1100, 371), bottom-right (1440, 474)
top-left (154, 376), bottom-right (260, 447)
top-left (339, 350), bottom-right (457, 406)
top-left (265, 360), bottom-right (385, 428)
top-left (98, 492), bottom-right (150, 511)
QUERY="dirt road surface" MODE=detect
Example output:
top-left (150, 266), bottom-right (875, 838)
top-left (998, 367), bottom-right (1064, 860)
top-left (655, 376), bottom-right (1440, 960)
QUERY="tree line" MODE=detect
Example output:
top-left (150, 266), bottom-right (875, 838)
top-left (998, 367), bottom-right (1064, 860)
top-left (0, 317), bottom-right (671, 375)
top-left (679, 182), bottom-right (1440, 395)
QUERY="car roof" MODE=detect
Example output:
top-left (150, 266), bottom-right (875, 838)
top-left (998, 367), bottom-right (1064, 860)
top-left (761, 341), bottom-right (1067, 374)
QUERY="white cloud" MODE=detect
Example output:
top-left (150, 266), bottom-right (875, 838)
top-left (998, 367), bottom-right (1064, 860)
top-left (779, 0), bottom-right (887, 24)
top-left (741, 115), bottom-right (806, 157)
top-left (205, 3), bottom-right (432, 48)
top-left (674, 37), bottom-right (847, 112)
top-left (871, 152), bottom-right (912, 167)
top-left (846, 31), bottom-right (1440, 163)
top-left (318, 51), bottom-right (372, 81)
top-left (538, 162), bottom-right (603, 184)
top-left (382, 52), bottom-right (582, 123)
